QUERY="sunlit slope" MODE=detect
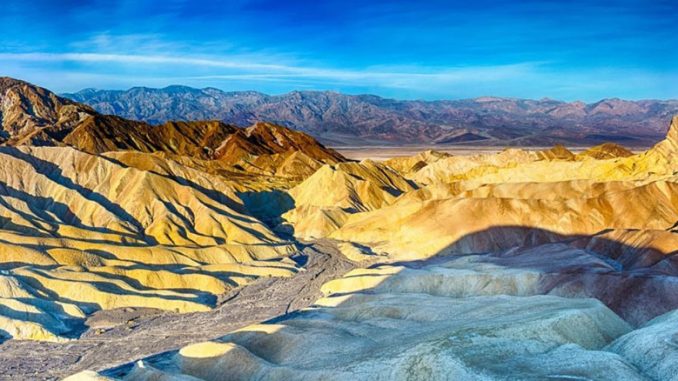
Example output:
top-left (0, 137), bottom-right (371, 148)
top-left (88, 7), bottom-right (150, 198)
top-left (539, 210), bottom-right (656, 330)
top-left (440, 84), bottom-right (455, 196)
top-left (408, 117), bottom-right (678, 186)
top-left (66, 119), bottom-right (346, 180)
top-left (0, 146), bottom-right (298, 342)
top-left (328, 117), bottom-right (678, 260)
top-left (383, 150), bottom-right (451, 177)
top-left (281, 160), bottom-right (416, 239)
top-left (0, 146), bottom-right (288, 245)
top-left (83, 247), bottom-right (678, 381)
top-left (331, 179), bottom-right (678, 259)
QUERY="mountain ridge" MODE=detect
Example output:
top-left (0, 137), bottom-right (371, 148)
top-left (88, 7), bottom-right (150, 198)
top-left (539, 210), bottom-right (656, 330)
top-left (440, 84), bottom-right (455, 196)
top-left (63, 85), bottom-right (678, 147)
top-left (0, 77), bottom-right (345, 176)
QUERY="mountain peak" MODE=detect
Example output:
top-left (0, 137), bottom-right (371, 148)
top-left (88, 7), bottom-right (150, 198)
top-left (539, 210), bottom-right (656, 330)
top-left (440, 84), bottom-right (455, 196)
top-left (161, 85), bottom-right (202, 94)
top-left (0, 76), bottom-right (33, 91)
top-left (667, 115), bottom-right (678, 147)
top-left (646, 114), bottom-right (678, 160)
top-left (236, 121), bottom-right (345, 163)
top-left (0, 77), bottom-right (96, 145)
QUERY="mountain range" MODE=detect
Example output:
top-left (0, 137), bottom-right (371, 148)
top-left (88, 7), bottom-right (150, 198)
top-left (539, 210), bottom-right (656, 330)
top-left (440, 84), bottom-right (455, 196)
top-left (0, 77), bottom-right (343, 179)
top-left (64, 86), bottom-right (678, 147)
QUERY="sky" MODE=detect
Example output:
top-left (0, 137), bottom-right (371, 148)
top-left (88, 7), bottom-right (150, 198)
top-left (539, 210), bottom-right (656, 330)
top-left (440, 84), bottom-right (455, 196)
top-left (0, 0), bottom-right (676, 101)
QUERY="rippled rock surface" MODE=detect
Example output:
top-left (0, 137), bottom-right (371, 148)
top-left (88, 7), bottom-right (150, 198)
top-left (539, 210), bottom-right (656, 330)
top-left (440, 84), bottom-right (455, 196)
top-left (81, 252), bottom-right (678, 380)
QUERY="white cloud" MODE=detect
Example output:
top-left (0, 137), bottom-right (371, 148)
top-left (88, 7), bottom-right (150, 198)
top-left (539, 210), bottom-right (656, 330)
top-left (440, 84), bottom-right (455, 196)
top-left (0, 52), bottom-right (674, 101)
top-left (0, 51), bottom-right (538, 87)
top-left (0, 52), bottom-right (292, 72)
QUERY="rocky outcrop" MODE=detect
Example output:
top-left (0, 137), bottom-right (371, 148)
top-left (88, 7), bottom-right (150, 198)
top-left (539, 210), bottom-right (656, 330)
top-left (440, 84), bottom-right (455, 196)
top-left (649, 115), bottom-right (678, 158)
top-left (576, 142), bottom-right (634, 160)
top-left (64, 118), bottom-right (239, 158)
top-left (0, 77), bottom-right (96, 145)
top-left (282, 160), bottom-right (416, 239)
top-left (383, 150), bottom-right (451, 176)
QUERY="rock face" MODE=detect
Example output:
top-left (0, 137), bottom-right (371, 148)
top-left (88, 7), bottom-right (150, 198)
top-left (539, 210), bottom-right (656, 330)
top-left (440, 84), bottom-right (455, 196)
top-left (77, 254), bottom-right (678, 380)
top-left (214, 121), bottom-right (347, 178)
top-left (215, 122), bottom-right (345, 163)
top-left (64, 85), bottom-right (678, 146)
top-left (607, 309), bottom-right (678, 380)
top-left (576, 142), bottom-right (634, 160)
top-left (163, 295), bottom-right (636, 381)
top-left (282, 160), bottom-right (416, 239)
top-left (63, 118), bottom-right (238, 158)
top-left (383, 150), bottom-right (451, 177)
top-left (0, 77), bottom-right (96, 145)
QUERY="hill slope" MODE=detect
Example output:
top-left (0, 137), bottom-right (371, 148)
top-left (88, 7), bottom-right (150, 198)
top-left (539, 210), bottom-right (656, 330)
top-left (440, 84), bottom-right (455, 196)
top-left (0, 145), bottom-right (301, 342)
top-left (1, 77), bottom-right (345, 179)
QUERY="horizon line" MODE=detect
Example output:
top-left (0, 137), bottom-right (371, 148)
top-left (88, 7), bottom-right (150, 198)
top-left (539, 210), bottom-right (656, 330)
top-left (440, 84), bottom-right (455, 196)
top-left (60, 84), bottom-right (678, 104)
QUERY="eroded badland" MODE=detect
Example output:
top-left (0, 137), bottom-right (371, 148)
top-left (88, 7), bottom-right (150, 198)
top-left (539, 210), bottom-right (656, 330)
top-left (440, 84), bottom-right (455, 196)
top-left (0, 77), bottom-right (677, 380)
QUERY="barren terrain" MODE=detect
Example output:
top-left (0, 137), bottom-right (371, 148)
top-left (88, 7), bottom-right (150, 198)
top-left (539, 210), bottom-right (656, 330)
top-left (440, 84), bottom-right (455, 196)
top-left (0, 240), bottom-right (362, 380)
top-left (1, 78), bottom-right (677, 381)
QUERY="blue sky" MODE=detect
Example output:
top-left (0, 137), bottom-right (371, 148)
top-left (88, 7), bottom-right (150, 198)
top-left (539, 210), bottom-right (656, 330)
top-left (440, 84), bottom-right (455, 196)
top-left (1, 0), bottom-right (676, 101)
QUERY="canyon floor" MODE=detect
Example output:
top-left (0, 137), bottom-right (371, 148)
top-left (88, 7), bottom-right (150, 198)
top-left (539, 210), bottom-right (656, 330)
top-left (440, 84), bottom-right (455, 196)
top-left (0, 240), bottom-right (362, 380)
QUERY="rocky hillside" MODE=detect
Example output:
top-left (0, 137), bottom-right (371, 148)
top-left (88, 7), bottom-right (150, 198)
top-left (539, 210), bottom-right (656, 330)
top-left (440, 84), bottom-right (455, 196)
top-left (65, 116), bottom-right (678, 381)
top-left (0, 77), bottom-right (345, 175)
top-left (64, 85), bottom-right (678, 146)
top-left (0, 77), bottom-right (96, 145)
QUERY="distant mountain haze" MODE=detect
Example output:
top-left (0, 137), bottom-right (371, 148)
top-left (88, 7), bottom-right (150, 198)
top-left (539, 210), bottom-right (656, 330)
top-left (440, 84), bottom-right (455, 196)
top-left (63, 86), bottom-right (678, 147)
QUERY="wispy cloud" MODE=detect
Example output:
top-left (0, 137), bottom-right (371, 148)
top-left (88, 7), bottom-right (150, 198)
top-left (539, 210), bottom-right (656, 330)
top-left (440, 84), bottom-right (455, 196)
top-left (0, 51), bottom-right (674, 101)
top-left (0, 52), bottom-right (292, 72)
top-left (1, 1), bottom-right (674, 100)
top-left (0, 51), bottom-right (536, 85)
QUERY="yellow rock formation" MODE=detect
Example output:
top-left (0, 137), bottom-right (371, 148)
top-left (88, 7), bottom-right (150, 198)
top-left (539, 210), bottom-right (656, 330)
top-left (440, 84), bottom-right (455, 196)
top-left (325, 116), bottom-right (678, 260)
top-left (0, 146), bottom-right (299, 341)
top-left (282, 160), bottom-right (416, 239)
top-left (64, 117), bottom-right (678, 380)
top-left (383, 150), bottom-right (451, 176)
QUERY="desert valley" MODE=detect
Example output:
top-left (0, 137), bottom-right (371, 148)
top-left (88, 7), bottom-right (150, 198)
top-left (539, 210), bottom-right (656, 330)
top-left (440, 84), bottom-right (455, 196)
top-left (3, 0), bottom-right (678, 379)
top-left (0, 75), bottom-right (675, 380)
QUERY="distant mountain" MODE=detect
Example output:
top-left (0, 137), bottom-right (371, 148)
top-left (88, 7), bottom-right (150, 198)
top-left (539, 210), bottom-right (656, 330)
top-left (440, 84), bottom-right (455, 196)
top-left (0, 77), bottom-right (343, 170)
top-left (63, 86), bottom-right (678, 147)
